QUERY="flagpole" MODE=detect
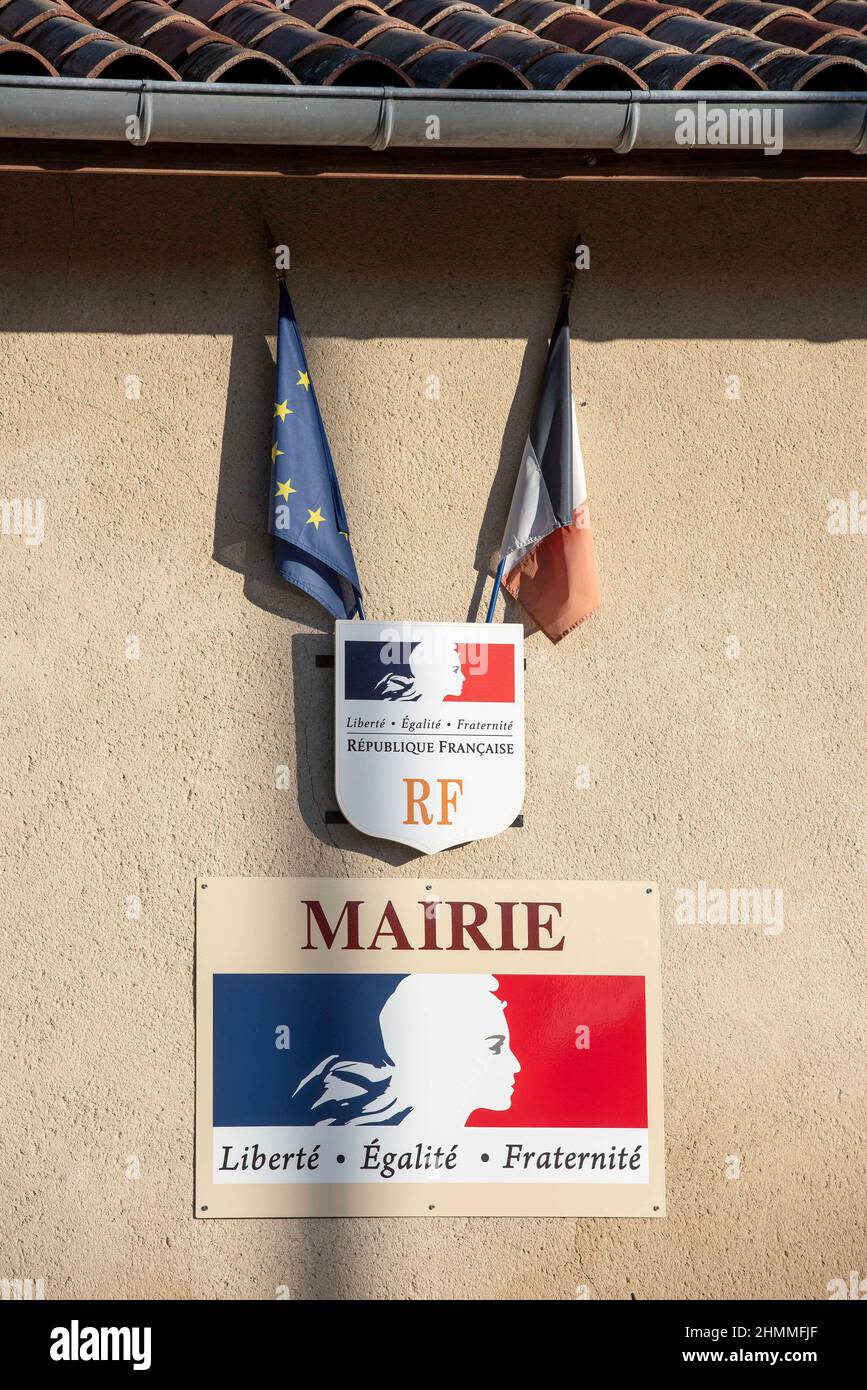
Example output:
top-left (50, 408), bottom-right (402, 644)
top-left (485, 557), bottom-right (507, 623)
top-left (484, 233), bottom-right (583, 626)
top-left (263, 221), bottom-right (366, 622)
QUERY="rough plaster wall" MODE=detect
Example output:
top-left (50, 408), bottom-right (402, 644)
top-left (0, 171), bottom-right (864, 1302)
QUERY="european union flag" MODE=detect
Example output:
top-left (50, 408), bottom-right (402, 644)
top-left (268, 280), bottom-right (363, 620)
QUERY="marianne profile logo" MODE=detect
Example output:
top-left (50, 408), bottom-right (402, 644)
top-left (292, 974), bottom-right (520, 1128)
top-left (343, 636), bottom-right (515, 703)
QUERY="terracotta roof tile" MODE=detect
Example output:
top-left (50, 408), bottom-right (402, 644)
top-left (1, 0), bottom-right (867, 86)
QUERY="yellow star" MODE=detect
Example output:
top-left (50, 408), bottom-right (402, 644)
top-left (275, 478), bottom-right (296, 501)
top-left (297, 371), bottom-right (310, 392)
top-left (274, 400), bottom-right (293, 422)
top-left (306, 507), bottom-right (325, 530)
top-left (270, 442), bottom-right (284, 464)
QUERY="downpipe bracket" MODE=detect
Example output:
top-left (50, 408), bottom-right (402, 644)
top-left (614, 97), bottom-right (641, 155)
top-left (129, 81), bottom-right (153, 147)
top-left (370, 90), bottom-right (394, 152)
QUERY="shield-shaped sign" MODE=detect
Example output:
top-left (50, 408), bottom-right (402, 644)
top-left (335, 620), bottom-right (524, 854)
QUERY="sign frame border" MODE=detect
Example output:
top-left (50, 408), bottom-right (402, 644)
top-left (194, 877), bottom-right (665, 1219)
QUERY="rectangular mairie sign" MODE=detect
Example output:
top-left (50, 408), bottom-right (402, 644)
top-left (195, 878), bottom-right (665, 1218)
top-left (335, 619), bottom-right (524, 853)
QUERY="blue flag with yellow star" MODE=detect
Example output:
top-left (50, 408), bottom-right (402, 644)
top-left (268, 280), bottom-right (363, 620)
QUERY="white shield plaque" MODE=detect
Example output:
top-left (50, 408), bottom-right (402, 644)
top-left (335, 620), bottom-right (525, 854)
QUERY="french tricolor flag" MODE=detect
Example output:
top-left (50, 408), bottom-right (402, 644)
top-left (497, 289), bottom-right (600, 643)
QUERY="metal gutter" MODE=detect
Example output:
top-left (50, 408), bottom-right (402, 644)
top-left (0, 77), bottom-right (865, 154)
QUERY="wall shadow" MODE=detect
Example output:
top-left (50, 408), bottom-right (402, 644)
top-left (1, 174), bottom-right (865, 342)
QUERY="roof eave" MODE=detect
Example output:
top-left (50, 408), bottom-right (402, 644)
top-left (0, 78), bottom-right (865, 175)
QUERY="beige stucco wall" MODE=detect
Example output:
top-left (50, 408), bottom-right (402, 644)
top-left (0, 170), bottom-right (864, 1301)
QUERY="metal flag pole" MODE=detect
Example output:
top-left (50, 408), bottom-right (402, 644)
top-left (485, 556), bottom-right (507, 623)
top-left (263, 219), bottom-right (284, 282)
top-left (263, 220), bottom-right (366, 621)
top-left (484, 233), bottom-right (583, 625)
